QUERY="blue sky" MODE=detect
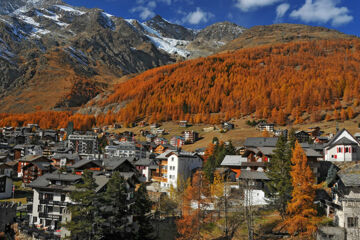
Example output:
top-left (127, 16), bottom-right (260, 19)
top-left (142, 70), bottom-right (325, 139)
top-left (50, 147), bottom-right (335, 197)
top-left (65, 0), bottom-right (360, 36)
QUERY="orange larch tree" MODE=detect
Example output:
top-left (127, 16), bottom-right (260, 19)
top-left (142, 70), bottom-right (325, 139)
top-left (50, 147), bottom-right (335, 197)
top-left (279, 142), bottom-right (319, 238)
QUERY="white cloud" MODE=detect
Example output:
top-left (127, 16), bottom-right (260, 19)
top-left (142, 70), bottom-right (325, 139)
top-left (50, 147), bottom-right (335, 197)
top-left (182, 7), bottom-right (214, 25)
top-left (275, 3), bottom-right (290, 21)
top-left (290, 0), bottom-right (353, 26)
top-left (130, 6), bottom-right (156, 20)
top-left (235, 0), bottom-right (284, 12)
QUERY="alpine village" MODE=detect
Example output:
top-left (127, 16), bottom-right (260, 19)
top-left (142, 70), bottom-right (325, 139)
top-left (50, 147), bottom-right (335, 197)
top-left (1, 0), bottom-right (360, 240)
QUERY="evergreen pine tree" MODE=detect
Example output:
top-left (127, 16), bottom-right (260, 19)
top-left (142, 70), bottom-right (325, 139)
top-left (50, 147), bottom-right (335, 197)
top-left (326, 164), bottom-right (338, 186)
top-left (133, 184), bottom-right (155, 240)
top-left (65, 170), bottom-right (105, 240)
top-left (265, 135), bottom-right (292, 219)
top-left (102, 172), bottom-right (132, 239)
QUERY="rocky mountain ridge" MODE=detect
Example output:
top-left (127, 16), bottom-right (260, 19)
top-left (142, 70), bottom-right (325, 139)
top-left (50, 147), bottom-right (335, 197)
top-left (0, 0), bottom-right (245, 112)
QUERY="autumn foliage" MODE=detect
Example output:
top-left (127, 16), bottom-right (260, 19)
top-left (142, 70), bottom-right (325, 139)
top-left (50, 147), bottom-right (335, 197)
top-left (0, 112), bottom-right (96, 131)
top-left (176, 171), bottom-right (211, 240)
top-left (278, 142), bottom-right (319, 238)
top-left (90, 39), bottom-right (360, 125)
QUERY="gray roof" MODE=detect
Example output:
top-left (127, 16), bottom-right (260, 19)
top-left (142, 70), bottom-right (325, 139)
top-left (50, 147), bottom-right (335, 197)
top-left (32, 162), bottom-right (52, 170)
top-left (300, 143), bottom-right (325, 151)
top-left (52, 153), bottom-right (80, 161)
top-left (338, 173), bottom-right (360, 187)
top-left (221, 155), bottom-right (247, 166)
top-left (94, 175), bottom-right (110, 192)
top-left (257, 147), bottom-right (276, 156)
top-left (28, 173), bottom-right (82, 189)
top-left (325, 129), bottom-right (354, 147)
top-left (239, 170), bottom-right (269, 180)
top-left (303, 148), bottom-right (322, 158)
top-left (71, 159), bottom-right (102, 169)
top-left (103, 158), bottom-right (128, 170)
top-left (243, 137), bottom-right (278, 148)
top-left (135, 158), bottom-right (152, 166)
top-left (332, 137), bottom-right (358, 146)
top-left (19, 155), bottom-right (48, 162)
top-left (156, 150), bottom-right (174, 159)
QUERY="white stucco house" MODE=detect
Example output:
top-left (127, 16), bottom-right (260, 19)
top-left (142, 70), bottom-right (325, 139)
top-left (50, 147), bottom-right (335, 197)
top-left (155, 150), bottom-right (202, 190)
top-left (324, 129), bottom-right (360, 162)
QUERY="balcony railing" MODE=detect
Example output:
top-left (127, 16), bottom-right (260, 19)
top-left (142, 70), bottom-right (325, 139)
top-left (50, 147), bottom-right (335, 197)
top-left (38, 212), bottom-right (62, 221)
top-left (39, 199), bottom-right (68, 206)
top-left (152, 176), bottom-right (168, 183)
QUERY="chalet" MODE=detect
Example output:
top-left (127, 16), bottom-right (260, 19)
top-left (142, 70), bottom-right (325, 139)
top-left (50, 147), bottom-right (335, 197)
top-left (154, 137), bottom-right (169, 145)
top-left (273, 129), bottom-right (288, 138)
top-left (135, 158), bottom-right (159, 181)
top-left (150, 123), bottom-right (160, 128)
top-left (13, 144), bottom-right (43, 160)
top-left (170, 136), bottom-right (185, 148)
top-left (238, 170), bottom-right (269, 206)
top-left (220, 155), bottom-right (248, 178)
top-left (314, 136), bottom-right (330, 144)
top-left (325, 165), bottom-right (360, 240)
top-left (0, 175), bottom-right (12, 199)
top-left (222, 122), bottom-right (234, 130)
top-left (307, 127), bottom-right (322, 138)
top-left (154, 144), bottom-right (176, 154)
top-left (22, 161), bottom-right (54, 184)
top-left (183, 131), bottom-right (199, 144)
top-left (179, 121), bottom-right (188, 128)
top-left (243, 137), bottom-right (278, 148)
top-left (146, 134), bottom-right (156, 143)
top-left (71, 159), bottom-right (103, 175)
top-left (257, 122), bottom-right (274, 132)
top-left (0, 163), bottom-right (13, 177)
top-left (51, 153), bottom-right (80, 169)
top-left (324, 129), bottom-right (360, 162)
top-left (102, 158), bottom-right (138, 173)
top-left (17, 155), bottom-right (52, 178)
top-left (294, 130), bottom-right (310, 143)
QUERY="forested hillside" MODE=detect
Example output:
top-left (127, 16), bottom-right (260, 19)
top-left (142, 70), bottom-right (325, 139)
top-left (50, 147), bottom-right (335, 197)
top-left (84, 39), bottom-right (360, 125)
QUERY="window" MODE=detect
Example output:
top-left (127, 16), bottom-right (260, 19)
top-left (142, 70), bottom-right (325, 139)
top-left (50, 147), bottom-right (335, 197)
top-left (348, 217), bottom-right (358, 228)
top-left (338, 147), bottom-right (342, 153)
top-left (33, 217), bottom-right (37, 223)
top-left (345, 147), bottom-right (349, 153)
top-left (0, 178), bottom-right (6, 193)
top-left (61, 194), bottom-right (66, 202)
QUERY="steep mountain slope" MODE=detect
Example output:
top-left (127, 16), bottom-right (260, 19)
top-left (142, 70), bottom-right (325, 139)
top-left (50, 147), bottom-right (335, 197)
top-left (80, 39), bottom-right (360, 125)
top-left (220, 24), bottom-right (353, 52)
top-left (0, 1), bottom-right (246, 113)
top-left (145, 15), bottom-right (194, 41)
top-left (187, 21), bottom-right (245, 57)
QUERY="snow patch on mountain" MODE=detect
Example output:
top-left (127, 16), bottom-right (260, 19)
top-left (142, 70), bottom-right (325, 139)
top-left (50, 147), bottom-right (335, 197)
top-left (146, 35), bottom-right (190, 57)
top-left (100, 12), bottom-right (115, 30)
top-left (19, 15), bottom-right (40, 27)
top-left (54, 5), bottom-right (85, 15)
top-left (35, 9), bottom-right (69, 27)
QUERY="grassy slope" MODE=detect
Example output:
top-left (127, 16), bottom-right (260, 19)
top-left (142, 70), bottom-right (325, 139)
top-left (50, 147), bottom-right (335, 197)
top-left (112, 114), bottom-right (360, 151)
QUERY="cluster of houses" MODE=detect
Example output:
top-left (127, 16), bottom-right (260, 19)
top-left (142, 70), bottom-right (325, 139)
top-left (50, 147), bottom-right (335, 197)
top-left (2, 122), bottom-right (360, 239)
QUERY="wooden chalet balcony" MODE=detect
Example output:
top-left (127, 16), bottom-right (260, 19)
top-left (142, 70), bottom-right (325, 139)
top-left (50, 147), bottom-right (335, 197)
top-left (152, 176), bottom-right (168, 183)
top-left (160, 161), bottom-right (168, 166)
top-left (160, 169), bottom-right (167, 174)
